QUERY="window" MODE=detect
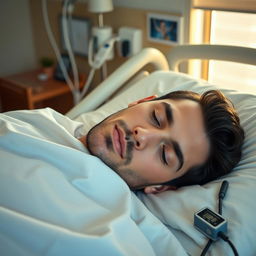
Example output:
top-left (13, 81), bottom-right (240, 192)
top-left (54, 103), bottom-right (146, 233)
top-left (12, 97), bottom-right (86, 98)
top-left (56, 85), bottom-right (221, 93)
top-left (208, 11), bottom-right (256, 93)
top-left (190, 9), bottom-right (256, 94)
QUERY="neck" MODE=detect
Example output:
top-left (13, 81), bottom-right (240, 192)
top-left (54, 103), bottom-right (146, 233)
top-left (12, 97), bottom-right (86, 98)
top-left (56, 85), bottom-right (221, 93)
top-left (78, 135), bottom-right (87, 148)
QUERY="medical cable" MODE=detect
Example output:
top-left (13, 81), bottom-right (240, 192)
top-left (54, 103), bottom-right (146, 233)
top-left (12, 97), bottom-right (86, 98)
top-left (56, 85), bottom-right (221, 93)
top-left (200, 181), bottom-right (228, 255)
top-left (218, 180), bottom-right (229, 215)
top-left (83, 35), bottom-right (120, 97)
top-left (81, 36), bottom-right (121, 97)
top-left (200, 239), bottom-right (213, 256)
top-left (43, 0), bottom-right (113, 104)
top-left (80, 68), bottom-right (95, 98)
top-left (218, 232), bottom-right (239, 256)
top-left (200, 180), bottom-right (238, 256)
top-left (88, 36), bottom-right (95, 69)
top-left (62, 0), bottom-right (97, 102)
top-left (62, 0), bottom-right (80, 104)
top-left (42, 0), bottom-right (74, 96)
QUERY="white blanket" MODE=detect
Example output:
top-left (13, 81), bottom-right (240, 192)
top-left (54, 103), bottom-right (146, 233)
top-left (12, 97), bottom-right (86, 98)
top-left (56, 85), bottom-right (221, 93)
top-left (0, 108), bottom-right (187, 256)
top-left (76, 71), bottom-right (256, 255)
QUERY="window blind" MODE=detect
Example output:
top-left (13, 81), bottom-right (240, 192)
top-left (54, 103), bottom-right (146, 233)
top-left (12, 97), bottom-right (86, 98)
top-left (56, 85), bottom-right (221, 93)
top-left (192, 0), bottom-right (256, 13)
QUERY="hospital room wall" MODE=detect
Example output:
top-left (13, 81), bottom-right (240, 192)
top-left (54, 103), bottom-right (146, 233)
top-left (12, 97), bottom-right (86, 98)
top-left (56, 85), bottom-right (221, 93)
top-left (0, 0), bottom-right (37, 77)
top-left (31, 0), bottom-right (192, 89)
top-left (0, 0), bottom-right (191, 88)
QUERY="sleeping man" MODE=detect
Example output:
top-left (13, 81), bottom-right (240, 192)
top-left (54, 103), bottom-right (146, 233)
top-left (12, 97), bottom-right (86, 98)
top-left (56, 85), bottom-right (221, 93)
top-left (1, 89), bottom-right (244, 194)
top-left (0, 89), bottom-right (245, 255)
top-left (79, 89), bottom-right (245, 193)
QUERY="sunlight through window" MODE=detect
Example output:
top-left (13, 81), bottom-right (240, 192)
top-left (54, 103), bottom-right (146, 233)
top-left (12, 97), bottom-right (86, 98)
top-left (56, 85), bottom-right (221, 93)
top-left (209, 11), bottom-right (256, 94)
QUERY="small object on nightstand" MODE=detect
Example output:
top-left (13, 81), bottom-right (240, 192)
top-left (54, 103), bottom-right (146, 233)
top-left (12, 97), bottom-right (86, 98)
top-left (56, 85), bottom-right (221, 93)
top-left (40, 57), bottom-right (55, 80)
top-left (54, 54), bottom-right (71, 81)
top-left (37, 73), bottom-right (48, 81)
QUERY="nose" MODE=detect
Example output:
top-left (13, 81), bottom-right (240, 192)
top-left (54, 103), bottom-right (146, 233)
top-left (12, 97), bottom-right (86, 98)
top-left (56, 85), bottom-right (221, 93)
top-left (133, 126), bottom-right (158, 150)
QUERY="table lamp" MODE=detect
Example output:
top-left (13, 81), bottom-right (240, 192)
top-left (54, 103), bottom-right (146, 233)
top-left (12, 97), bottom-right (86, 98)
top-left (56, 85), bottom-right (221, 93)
top-left (88, 0), bottom-right (114, 79)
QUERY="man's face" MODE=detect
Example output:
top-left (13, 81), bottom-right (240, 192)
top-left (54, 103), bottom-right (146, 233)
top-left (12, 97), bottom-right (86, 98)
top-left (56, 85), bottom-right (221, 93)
top-left (85, 98), bottom-right (210, 191)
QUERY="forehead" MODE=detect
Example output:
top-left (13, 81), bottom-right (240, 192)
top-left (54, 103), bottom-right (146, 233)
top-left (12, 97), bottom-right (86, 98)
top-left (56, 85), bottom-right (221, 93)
top-left (146, 97), bottom-right (201, 113)
top-left (130, 97), bottom-right (208, 144)
top-left (122, 98), bottom-right (203, 122)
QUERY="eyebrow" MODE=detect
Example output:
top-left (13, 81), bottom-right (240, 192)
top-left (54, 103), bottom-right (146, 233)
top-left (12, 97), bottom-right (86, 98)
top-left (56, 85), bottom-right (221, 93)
top-left (172, 140), bottom-right (184, 172)
top-left (161, 102), bottom-right (184, 171)
top-left (162, 102), bottom-right (174, 125)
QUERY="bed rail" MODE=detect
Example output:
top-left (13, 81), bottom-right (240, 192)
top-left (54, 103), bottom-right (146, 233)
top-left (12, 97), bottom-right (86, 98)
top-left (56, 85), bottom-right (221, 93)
top-left (167, 44), bottom-right (256, 71)
top-left (66, 48), bottom-right (169, 119)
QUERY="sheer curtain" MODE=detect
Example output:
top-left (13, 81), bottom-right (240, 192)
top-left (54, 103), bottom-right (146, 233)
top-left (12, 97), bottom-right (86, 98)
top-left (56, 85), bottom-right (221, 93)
top-left (208, 11), bottom-right (256, 93)
top-left (192, 0), bottom-right (256, 13)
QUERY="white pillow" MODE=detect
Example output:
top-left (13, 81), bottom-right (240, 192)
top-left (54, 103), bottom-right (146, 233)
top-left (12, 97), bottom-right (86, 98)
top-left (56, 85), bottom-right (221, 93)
top-left (76, 71), bottom-right (256, 256)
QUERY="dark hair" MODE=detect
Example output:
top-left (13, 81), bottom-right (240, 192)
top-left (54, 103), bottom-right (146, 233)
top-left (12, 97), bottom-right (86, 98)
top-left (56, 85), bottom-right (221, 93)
top-left (155, 90), bottom-right (245, 188)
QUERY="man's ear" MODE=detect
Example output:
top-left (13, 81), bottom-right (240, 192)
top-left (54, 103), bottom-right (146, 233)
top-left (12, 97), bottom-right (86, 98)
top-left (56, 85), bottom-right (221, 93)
top-left (128, 95), bottom-right (158, 108)
top-left (143, 185), bottom-right (177, 194)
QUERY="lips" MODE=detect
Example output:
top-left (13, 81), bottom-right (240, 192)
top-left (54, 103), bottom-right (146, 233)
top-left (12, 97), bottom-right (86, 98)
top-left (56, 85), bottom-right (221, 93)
top-left (113, 125), bottom-right (126, 158)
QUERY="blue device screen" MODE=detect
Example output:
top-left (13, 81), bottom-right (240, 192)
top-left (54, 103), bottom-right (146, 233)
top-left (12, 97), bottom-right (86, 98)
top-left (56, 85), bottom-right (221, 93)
top-left (198, 208), bottom-right (225, 226)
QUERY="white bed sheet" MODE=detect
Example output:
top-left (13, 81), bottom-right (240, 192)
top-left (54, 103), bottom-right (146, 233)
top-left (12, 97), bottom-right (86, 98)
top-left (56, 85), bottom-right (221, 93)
top-left (76, 71), bottom-right (256, 256)
top-left (0, 108), bottom-right (187, 256)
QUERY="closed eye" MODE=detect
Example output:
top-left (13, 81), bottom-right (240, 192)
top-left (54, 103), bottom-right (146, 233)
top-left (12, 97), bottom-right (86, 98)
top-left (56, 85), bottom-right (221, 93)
top-left (152, 110), bottom-right (160, 127)
top-left (162, 145), bottom-right (168, 165)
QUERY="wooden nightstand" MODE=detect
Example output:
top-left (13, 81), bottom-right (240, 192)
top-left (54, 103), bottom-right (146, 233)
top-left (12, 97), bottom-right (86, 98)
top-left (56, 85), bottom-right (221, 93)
top-left (0, 70), bottom-right (86, 114)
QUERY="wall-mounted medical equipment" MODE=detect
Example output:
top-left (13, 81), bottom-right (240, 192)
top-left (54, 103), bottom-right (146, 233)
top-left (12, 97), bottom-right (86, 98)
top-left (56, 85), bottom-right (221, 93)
top-left (88, 36), bottom-right (119, 69)
top-left (42, 0), bottom-right (115, 105)
top-left (42, 0), bottom-right (85, 105)
top-left (42, 0), bottom-right (142, 107)
top-left (118, 27), bottom-right (142, 57)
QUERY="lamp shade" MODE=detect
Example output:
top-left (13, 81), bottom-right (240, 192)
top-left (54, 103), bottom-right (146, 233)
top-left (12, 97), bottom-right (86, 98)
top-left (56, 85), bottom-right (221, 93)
top-left (88, 0), bottom-right (113, 13)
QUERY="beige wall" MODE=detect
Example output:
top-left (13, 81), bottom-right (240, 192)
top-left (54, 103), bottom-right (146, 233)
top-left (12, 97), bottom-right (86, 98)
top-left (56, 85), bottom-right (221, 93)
top-left (0, 0), bottom-right (192, 85)
top-left (0, 0), bottom-right (37, 76)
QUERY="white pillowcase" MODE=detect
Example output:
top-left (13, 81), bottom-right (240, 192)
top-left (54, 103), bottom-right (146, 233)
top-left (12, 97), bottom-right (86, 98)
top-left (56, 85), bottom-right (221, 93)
top-left (76, 71), bottom-right (256, 256)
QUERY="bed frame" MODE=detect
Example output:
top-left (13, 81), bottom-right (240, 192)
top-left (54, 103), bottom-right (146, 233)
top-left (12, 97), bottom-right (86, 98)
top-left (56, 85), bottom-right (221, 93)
top-left (2, 44), bottom-right (256, 256)
top-left (167, 44), bottom-right (256, 71)
top-left (66, 44), bottom-right (256, 119)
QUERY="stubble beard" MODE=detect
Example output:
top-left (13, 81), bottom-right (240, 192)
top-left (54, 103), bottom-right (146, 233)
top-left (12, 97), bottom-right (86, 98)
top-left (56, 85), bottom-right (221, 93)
top-left (87, 118), bottom-right (134, 171)
top-left (86, 117), bottom-right (150, 189)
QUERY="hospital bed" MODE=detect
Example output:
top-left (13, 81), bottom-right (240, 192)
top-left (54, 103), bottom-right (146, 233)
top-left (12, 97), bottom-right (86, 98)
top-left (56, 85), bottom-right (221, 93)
top-left (1, 45), bottom-right (256, 256)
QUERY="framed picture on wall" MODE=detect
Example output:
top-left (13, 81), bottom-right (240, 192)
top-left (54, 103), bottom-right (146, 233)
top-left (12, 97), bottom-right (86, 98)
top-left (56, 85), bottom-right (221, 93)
top-left (60, 16), bottom-right (91, 56)
top-left (147, 13), bottom-right (183, 45)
